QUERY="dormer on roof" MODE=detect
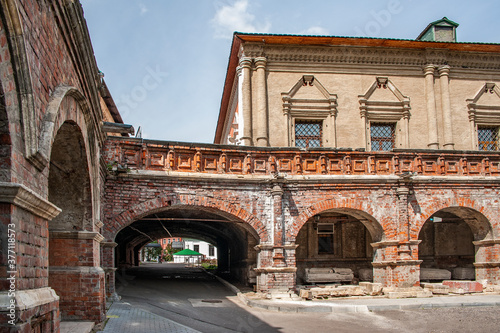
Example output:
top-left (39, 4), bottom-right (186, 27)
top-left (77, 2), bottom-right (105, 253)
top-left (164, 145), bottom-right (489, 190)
top-left (416, 17), bottom-right (459, 42)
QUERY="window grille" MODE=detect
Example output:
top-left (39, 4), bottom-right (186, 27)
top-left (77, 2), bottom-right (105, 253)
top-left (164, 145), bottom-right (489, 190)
top-left (370, 123), bottom-right (395, 151)
top-left (478, 126), bottom-right (499, 151)
top-left (295, 120), bottom-right (322, 148)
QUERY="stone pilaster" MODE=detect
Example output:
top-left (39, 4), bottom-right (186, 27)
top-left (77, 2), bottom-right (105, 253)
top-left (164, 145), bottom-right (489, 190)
top-left (238, 57), bottom-right (253, 146)
top-left (254, 57), bottom-right (269, 147)
top-left (474, 239), bottom-right (500, 285)
top-left (439, 65), bottom-right (454, 149)
top-left (423, 64), bottom-right (439, 149)
top-left (49, 231), bottom-right (105, 322)
top-left (101, 241), bottom-right (118, 298)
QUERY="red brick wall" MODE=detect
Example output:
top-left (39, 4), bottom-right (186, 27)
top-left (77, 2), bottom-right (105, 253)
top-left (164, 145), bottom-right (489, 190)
top-left (103, 138), bottom-right (500, 290)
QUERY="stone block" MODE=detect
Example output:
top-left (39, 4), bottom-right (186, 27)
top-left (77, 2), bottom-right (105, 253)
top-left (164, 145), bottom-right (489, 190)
top-left (483, 285), bottom-right (500, 293)
top-left (329, 285), bottom-right (366, 297)
top-left (442, 280), bottom-right (483, 294)
top-left (421, 283), bottom-right (450, 295)
top-left (420, 268), bottom-right (451, 281)
top-left (310, 287), bottom-right (330, 297)
top-left (387, 292), bottom-right (414, 299)
top-left (299, 289), bottom-right (310, 299)
top-left (383, 286), bottom-right (429, 298)
top-left (452, 267), bottom-right (475, 280)
top-left (359, 282), bottom-right (383, 295)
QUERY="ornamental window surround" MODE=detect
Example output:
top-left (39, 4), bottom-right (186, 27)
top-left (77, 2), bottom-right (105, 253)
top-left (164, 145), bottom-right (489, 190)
top-left (282, 75), bottom-right (338, 148)
top-left (467, 83), bottom-right (500, 151)
top-left (359, 77), bottom-right (411, 151)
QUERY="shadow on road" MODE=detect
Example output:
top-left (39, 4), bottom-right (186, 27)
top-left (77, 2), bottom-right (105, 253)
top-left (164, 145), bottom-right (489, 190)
top-left (114, 262), bottom-right (282, 333)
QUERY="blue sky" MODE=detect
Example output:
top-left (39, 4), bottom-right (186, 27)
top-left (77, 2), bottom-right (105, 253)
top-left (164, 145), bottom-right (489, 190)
top-left (80, 0), bottom-right (500, 143)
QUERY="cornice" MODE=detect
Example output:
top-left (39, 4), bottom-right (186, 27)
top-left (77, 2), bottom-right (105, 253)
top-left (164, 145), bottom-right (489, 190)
top-left (242, 43), bottom-right (500, 71)
top-left (49, 231), bottom-right (105, 243)
top-left (0, 182), bottom-right (61, 220)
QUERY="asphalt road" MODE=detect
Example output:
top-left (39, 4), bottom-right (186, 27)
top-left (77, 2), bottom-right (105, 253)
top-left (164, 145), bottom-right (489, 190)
top-left (115, 263), bottom-right (500, 333)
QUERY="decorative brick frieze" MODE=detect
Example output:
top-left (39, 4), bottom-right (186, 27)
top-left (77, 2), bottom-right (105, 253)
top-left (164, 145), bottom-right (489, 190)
top-left (104, 137), bottom-right (500, 178)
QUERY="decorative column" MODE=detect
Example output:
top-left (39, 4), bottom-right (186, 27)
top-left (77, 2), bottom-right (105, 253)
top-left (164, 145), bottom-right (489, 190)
top-left (439, 65), bottom-right (454, 149)
top-left (424, 65), bottom-right (439, 149)
top-left (372, 184), bottom-right (422, 288)
top-left (255, 57), bottom-right (269, 147)
top-left (238, 57), bottom-right (253, 146)
top-left (254, 180), bottom-right (297, 293)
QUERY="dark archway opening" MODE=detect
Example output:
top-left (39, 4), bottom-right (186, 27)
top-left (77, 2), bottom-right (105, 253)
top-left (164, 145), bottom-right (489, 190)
top-left (114, 206), bottom-right (259, 287)
top-left (296, 210), bottom-right (381, 285)
top-left (48, 121), bottom-right (95, 320)
top-left (418, 207), bottom-right (492, 282)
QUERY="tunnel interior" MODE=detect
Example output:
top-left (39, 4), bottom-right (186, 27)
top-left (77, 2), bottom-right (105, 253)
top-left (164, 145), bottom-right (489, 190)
top-left (114, 205), bottom-right (259, 285)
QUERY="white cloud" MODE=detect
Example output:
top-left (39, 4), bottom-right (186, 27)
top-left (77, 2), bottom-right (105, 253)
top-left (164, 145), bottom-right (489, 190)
top-left (139, 3), bottom-right (148, 16)
top-left (299, 26), bottom-right (330, 36)
top-left (211, 0), bottom-right (271, 39)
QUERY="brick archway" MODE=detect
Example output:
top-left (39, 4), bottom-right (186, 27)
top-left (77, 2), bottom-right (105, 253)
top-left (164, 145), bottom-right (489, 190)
top-left (39, 86), bottom-right (98, 168)
top-left (105, 193), bottom-right (268, 243)
top-left (413, 197), bottom-right (496, 241)
top-left (293, 198), bottom-right (386, 242)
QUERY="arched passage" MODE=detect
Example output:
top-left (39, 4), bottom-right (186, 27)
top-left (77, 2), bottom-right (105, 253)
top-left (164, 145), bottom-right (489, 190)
top-left (113, 205), bottom-right (261, 288)
top-left (294, 199), bottom-right (386, 242)
top-left (48, 121), bottom-right (93, 231)
top-left (47, 120), bottom-right (105, 322)
top-left (418, 206), bottom-right (493, 282)
top-left (295, 206), bottom-right (384, 285)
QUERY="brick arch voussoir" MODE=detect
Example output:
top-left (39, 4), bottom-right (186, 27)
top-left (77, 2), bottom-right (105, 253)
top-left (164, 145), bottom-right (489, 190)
top-left (414, 197), bottom-right (496, 239)
top-left (106, 194), bottom-right (268, 242)
top-left (294, 198), bottom-right (386, 241)
top-left (39, 86), bottom-right (94, 164)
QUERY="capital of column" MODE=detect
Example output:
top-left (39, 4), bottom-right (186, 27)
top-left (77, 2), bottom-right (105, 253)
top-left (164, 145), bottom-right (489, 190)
top-left (396, 186), bottom-right (410, 198)
top-left (238, 57), bottom-right (253, 69)
top-left (423, 64), bottom-right (436, 76)
top-left (270, 183), bottom-right (284, 197)
top-left (438, 65), bottom-right (450, 76)
top-left (254, 56), bottom-right (267, 69)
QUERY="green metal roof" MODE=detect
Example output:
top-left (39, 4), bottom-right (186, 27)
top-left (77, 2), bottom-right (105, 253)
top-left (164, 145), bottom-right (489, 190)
top-left (173, 248), bottom-right (203, 256)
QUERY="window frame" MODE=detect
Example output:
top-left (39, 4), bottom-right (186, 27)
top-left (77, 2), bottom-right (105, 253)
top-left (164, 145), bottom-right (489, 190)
top-left (294, 119), bottom-right (324, 148)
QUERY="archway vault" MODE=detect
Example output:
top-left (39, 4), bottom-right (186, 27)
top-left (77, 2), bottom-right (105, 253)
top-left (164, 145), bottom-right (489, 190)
top-left (112, 204), bottom-right (261, 287)
top-left (105, 193), bottom-right (268, 243)
top-left (294, 198), bottom-right (385, 242)
top-left (414, 197), bottom-right (496, 241)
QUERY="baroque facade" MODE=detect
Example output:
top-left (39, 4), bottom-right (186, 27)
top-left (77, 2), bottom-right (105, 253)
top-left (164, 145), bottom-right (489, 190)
top-left (212, 18), bottom-right (500, 292)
